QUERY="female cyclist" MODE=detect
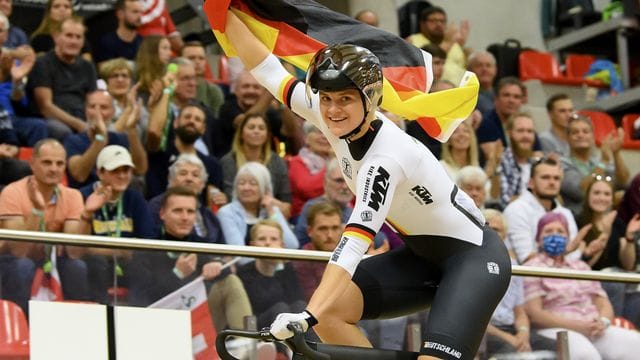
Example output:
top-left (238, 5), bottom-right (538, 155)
top-left (223, 11), bottom-right (511, 360)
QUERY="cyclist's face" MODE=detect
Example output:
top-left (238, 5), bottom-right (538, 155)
top-left (319, 89), bottom-right (365, 138)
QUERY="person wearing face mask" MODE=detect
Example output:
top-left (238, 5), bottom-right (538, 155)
top-left (523, 212), bottom-right (640, 360)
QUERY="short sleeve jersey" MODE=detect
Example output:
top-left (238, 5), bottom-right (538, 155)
top-left (251, 55), bottom-right (485, 275)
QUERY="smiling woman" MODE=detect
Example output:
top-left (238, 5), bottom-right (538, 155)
top-left (219, 113), bottom-right (292, 216)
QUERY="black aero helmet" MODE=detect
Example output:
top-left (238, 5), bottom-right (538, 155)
top-left (305, 44), bottom-right (384, 116)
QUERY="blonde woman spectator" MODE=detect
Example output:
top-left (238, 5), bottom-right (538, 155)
top-left (220, 113), bottom-right (291, 216)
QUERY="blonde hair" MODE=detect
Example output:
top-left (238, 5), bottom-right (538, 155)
top-left (440, 122), bottom-right (479, 169)
top-left (249, 219), bottom-right (283, 243)
top-left (231, 113), bottom-right (273, 169)
top-left (99, 58), bottom-right (134, 80)
top-left (31, 0), bottom-right (74, 39)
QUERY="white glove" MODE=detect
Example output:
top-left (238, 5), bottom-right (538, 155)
top-left (269, 310), bottom-right (318, 340)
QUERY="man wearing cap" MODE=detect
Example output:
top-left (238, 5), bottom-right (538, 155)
top-left (78, 145), bottom-right (154, 303)
top-left (64, 90), bottom-right (148, 189)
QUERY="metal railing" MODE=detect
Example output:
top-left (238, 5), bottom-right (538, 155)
top-left (1, 229), bottom-right (640, 283)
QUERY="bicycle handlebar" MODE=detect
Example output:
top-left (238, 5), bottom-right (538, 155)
top-left (216, 323), bottom-right (330, 360)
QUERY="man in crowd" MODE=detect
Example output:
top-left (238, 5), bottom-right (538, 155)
top-left (27, 17), bottom-right (97, 140)
top-left (294, 158), bottom-right (353, 247)
top-left (354, 9), bottom-right (379, 27)
top-left (539, 93), bottom-right (574, 157)
top-left (496, 113), bottom-right (539, 207)
top-left (146, 101), bottom-right (224, 199)
top-left (64, 90), bottom-right (147, 189)
top-left (503, 157), bottom-right (578, 263)
top-left (0, 139), bottom-right (90, 313)
top-left (181, 41), bottom-right (225, 118)
top-left (79, 145), bottom-right (154, 303)
top-left (128, 186), bottom-right (251, 332)
top-left (94, 0), bottom-right (143, 64)
top-left (0, 0), bottom-right (28, 48)
top-left (148, 153), bottom-right (226, 245)
top-left (293, 201), bottom-right (342, 302)
top-left (468, 51), bottom-right (497, 115)
top-left (406, 6), bottom-right (469, 84)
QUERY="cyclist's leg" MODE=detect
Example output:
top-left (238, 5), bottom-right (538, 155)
top-left (313, 279), bottom-right (372, 347)
top-left (421, 227), bottom-right (511, 359)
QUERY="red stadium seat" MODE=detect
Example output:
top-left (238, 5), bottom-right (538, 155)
top-left (0, 300), bottom-right (29, 360)
top-left (212, 55), bottom-right (230, 85)
top-left (565, 54), bottom-right (606, 87)
top-left (519, 50), bottom-right (588, 86)
top-left (17, 147), bottom-right (33, 161)
top-left (621, 113), bottom-right (640, 150)
top-left (577, 110), bottom-right (618, 147)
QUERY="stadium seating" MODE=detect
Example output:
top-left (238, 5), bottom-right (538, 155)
top-left (0, 300), bottom-right (29, 360)
top-left (621, 114), bottom-right (640, 150)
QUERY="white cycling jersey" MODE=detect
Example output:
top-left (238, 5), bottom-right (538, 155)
top-left (251, 54), bottom-right (485, 276)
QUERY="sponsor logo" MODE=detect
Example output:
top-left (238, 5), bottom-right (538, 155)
top-left (423, 341), bottom-right (462, 359)
top-left (342, 157), bottom-right (352, 179)
top-left (360, 210), bottom-right (373, 222)
top-left (362, 166), bottom-right (375, 203)
top-left (410, 185), bottom-right (433, 205)
top-left (367, 166), bottom-right (390, 211)
top-left (331, 237), bottom-right (349, 262)
top-left (487, 262), bottom-right (500, 275)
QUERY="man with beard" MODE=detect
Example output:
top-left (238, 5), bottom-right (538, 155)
top-left (406, 6), bottom-right (470, 84)
top-left (503, 157), bottom-right (579, 263)
top-left (94, 0), bottom-right (144, 65)
top-left (495, 113), bottom-right (540, 207)
top-left (64, 90), bottom-right (147, 189)
top-left (147, 58), bottom-right (218, 158)
top-left (145, 101), bottom-right (224, 199)
top-left (476, 77), bottom-right (543, 165)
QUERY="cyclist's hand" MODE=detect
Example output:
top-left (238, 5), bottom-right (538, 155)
top-left (269, 310), bottom-right (318, 340)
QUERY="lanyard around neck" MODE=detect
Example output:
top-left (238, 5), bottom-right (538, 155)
top-left (100, 195), bottom-right (123, 238)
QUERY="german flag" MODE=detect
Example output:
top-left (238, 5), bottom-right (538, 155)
top-left (204, 0), bottom-right (479, 142)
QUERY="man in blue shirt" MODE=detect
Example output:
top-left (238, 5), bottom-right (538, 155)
top-left (79, 145), bottom-right (154, 303)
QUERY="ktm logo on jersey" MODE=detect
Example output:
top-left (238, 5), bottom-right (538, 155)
top-left (410, 185), bottom-right (433, 205)
top-left (367, 166), bottom-right (390, 211)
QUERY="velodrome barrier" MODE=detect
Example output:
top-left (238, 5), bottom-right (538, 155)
top-left (1, 229), bottom-right (639, 283)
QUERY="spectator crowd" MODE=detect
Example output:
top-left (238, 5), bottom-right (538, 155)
top-left (0, 1), bottom-right (639, 359)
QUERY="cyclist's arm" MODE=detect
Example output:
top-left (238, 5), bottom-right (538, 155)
top-left (224, 11), bottom-right (270, 70)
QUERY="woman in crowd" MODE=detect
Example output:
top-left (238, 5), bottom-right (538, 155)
top-left (99, 58), bottom-right (149, 142)
top-left (576, 176), bottom-right (639, 271)
top-left (288, 122), bottom-right (333, 221)
top-left (220, 113), bottom-right (291, 217)
top-left (439, 121), bottom-right (480, 180)
top-left (217, 162), bottom-right (298, 250)
top-left (524, 212), bottom-right (640, 359)
top-left (134, 35), bottom-right (173, 101)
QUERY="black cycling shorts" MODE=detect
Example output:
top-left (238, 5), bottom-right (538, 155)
top-left (352, 225), bottom-right (511, 360)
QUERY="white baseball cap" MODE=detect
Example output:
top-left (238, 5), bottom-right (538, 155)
top-left (96, 145), bottom-right (135, 171)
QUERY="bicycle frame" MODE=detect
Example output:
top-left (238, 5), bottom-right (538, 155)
top-left (216, 324), bottom-right (420, 360)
